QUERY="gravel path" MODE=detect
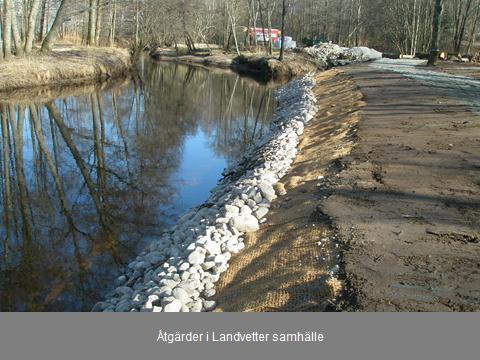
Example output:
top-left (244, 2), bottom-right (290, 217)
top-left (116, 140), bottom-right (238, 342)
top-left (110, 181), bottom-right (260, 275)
top-left (371, 59), bottom-right (480, 113)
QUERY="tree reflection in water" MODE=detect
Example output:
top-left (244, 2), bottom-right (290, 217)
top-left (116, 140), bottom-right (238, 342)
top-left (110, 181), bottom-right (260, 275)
top-left (0, 61), bottom-right (276, 311)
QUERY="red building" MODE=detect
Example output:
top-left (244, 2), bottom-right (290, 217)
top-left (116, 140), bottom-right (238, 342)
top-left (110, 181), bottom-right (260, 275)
top-left (249, 28), bottom-right (281, 44)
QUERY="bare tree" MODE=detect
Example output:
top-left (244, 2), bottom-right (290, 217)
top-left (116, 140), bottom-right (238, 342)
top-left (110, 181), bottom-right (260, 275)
top-left (428, 0), bottom-right (444, 65)
top-left (25, 0), bottom-right (42, 54)
top-left (279, 0), bottom-right (287, 61)
top-left (11, 1), bottom-right (24, 57)
top-left (3, 0), bottom-right (12, 60)
top-left (41, 0), bottom-right (70, 51)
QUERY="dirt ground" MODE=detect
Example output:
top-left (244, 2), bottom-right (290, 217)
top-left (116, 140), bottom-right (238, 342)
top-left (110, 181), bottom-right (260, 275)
top-left (216, 61), bottom-right (480, 312)
top-left (214, 70), bottom-right (364, 311)
top-left (435, 61), bottom-right (480, 79)
top-left (322, 64), bottom-right (480, 311)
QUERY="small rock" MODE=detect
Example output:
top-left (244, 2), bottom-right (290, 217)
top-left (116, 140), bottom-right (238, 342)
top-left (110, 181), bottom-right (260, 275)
top-left (190, 300), bottom-right (203, 312)
top-left (204, 240), bottom-right (222, 256)
top-left (240, 205), bottom-right (253, 215)
top-left (164, 299), bottom-right (183, 312)
top-left (172, 287), bottom-right (191, 304)
top-left (145, 294), bottom-right (160, 310)
top-left (203, 300), bottom-right (216, 312)
top-left (178, 262), bottom-right (190, 272)
top-left (258, 183), bottom-right (277, 202)
top-left (254, 207), bottom-right (269, 220)
top-left (201, 261), bottom-right (216, 270)
top-left (225, 205), bottom-right (240, 214)
top-left (230, 213), bottom-right (260, 233)
top-left (188, 250), bottom-right (205, 265)
top-left (204, 288), bottom-right (216, 298)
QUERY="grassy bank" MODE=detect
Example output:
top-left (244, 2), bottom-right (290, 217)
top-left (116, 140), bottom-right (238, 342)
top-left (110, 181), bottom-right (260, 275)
top-left (150, 47), bottom-right (320, 81)
top-left (0, 47), bottom-right (132, 93)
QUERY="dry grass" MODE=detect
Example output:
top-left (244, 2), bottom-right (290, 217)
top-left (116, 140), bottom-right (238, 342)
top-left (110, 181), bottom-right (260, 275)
top-left (0, 46), bottom-right (131, 93)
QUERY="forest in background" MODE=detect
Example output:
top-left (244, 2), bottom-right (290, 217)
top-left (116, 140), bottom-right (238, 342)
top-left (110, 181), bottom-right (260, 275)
top-left (0, 0), bottom-right (479, 60)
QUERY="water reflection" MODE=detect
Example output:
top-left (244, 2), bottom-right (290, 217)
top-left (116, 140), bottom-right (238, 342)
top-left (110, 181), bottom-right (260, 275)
top-left (0, 61), bottom-right (276, 311)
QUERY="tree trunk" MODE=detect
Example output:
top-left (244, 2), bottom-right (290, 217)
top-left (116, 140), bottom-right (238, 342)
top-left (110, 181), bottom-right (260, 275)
top-left (279, 0), bottom-right (287, 61)
top-left (259, 2), bottom-right (269, 54)
top-left (135, 0), bottom-right (140, 46)
top-left (466, 0), bottom-right (480, 54)
top-left (95, 0), bottom-right (103, 45)
top-left (230, 16), bottom-right (240, 56)
top-left (428, 0), bottom-right (443, 66)
top-left (25, 0), bottom-right (41, 54)
top-left (38, 0), bottom-right (48, 42)
top-left (87, 0), bottom-right (96, 46)
top-left (41, 0), bottom-right (69, 51)
top-left (108, 0), bottom-right (117, 47)
top-left (455, 0), bottom-right (474, 54)
top-left (11, 3), bottom-right (24, 57)
top-left (0, 4), bottom-right (4, 61)
top-left (3, 0), bottom-right (12, 60)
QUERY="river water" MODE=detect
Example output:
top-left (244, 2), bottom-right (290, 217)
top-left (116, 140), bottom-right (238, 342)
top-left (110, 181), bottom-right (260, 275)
top-left (0, 60), bottom-right (276, 311)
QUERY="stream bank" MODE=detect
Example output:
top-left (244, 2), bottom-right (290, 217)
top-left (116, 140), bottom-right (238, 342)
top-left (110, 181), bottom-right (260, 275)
top-left (0, 47), bottom-right (131, 94)
top-left (93, 73), bottom-right (319, 312)
top-left (150, 49), bottom-right (319, 82)
top-left (214, 69), bottom-right (364, 311)
top-left (150, 43), bottom-right (382, 82)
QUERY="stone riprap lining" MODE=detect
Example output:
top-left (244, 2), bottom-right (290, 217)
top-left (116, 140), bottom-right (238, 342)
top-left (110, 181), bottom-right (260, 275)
top-left (92, 74), bottom-right (318, 312)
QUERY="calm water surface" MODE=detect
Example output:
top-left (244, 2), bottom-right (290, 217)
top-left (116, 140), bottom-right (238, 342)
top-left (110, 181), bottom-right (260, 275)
top-left (0, 60), bottom-right (276, 311)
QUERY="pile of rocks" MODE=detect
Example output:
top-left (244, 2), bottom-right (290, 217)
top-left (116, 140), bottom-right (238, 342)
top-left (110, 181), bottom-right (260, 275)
top-left (302, 42), bottom-right (382, 66)
top-left (92, 74), bottom-right (318, 313)
top-left (344, 46), bottom-right (383, 62)
top-left (302, 42), bottom-right (345, 66)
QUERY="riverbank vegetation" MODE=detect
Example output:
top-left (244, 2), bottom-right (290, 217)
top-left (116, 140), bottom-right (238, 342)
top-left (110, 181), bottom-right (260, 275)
top-left (1, 1), bottom-right (479, 63)
top-left (0, 46), bottom-right (130, 92)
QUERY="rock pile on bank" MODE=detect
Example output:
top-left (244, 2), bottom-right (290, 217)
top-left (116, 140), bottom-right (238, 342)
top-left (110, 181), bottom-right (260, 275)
top-left (302, 42), bottom-right (382, 67)
top-left (92, 74), bottom-right (318, 313)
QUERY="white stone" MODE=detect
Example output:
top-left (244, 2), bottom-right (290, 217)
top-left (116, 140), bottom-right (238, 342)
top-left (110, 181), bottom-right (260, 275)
top-left (225, 205), bottom-right (240, 214)
top-left (172, 287), bottom-right (191, 304)
top-left (203, 300), bottom-right (216, 312)
top-left (229, 213), bottom-right (260, 233)
top-left (164, 299), bottom-right (183, 312)
top-left (254, 207), bottom-right (269, 220)
top-left (188, 250), bottom-right (205, 265)
top-left (258, 183), bottom-right (277, 202)
top-left (204, 240), bottom-right (222, 256)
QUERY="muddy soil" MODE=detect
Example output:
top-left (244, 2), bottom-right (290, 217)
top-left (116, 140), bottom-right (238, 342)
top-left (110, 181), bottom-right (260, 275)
top-left (322, 64), bottom-right (480, 311)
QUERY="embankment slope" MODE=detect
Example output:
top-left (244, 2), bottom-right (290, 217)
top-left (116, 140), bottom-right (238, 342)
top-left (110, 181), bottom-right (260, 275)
top-left (214, 70), bottom-right (364, 311)
top-left (0, 47), bottom-right (131, 93)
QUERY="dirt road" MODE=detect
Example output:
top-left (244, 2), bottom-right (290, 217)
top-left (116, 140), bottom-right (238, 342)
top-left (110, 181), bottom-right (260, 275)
top-left (323, 62), bottom-right (480, 311)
